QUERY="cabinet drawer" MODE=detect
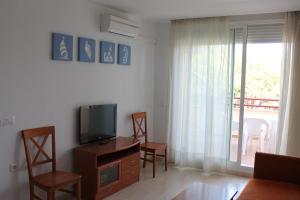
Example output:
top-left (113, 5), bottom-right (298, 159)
top-left (122, 165), bottom-right (139, 184)
top-left (122, 165), bottom-right (139, 179)
top-left (122, 168), bottom-right (139, 178)
top-left (122, 153), bottom-right (140, 168)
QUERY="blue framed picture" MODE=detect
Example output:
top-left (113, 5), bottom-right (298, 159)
top-left (52, 33), bottom-right (73, 61)
top-left (78, 37), bottom-right (95, 62)
top-left (100, 41), bottom-right (115, 64)
top-left (118, 44), bottom-right (131, 65)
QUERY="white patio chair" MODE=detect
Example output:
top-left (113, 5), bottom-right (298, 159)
top-left (242, 118), bottom-right (270, 155)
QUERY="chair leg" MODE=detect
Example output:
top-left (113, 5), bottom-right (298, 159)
top-left (29, 184), bottom-right (34, 200)
top-left (143, 151), bottom-right (147, 168)
top-left (153, 152), bottom-right (156, 178)
top-left (47, 190), bottom-right (54, 200)
top-left (164, 147), bottom-right (168, 171)
top-left (76, 180), bottom-right (81, 200)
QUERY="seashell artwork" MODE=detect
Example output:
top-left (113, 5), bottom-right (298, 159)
top-left (52, 33), bottom-right (73, 61)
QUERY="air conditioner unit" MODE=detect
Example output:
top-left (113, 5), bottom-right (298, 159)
top-left (100, 14), bottom-right (139, 38)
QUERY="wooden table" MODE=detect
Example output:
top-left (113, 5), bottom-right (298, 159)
top-left (172, 182), bottom-right (238, 200)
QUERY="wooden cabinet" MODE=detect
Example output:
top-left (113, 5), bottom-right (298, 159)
top-left (74, 137), bottom-right (140, 200)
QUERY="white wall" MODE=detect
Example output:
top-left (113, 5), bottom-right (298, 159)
top-left (0, 0), bottom-right (156, 199)
top-left (153, 22), bottom-right (171, 143)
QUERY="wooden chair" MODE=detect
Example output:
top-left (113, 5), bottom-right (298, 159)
top-left (131, 112), bottom-right (167, 178)
top-left (22, 126), bottom-right (81, 200)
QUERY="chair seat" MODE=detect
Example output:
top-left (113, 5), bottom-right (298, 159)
top-left (33, 171), bottom-right (81, 188)
top-left (141, 142), bottom-right (167, 151)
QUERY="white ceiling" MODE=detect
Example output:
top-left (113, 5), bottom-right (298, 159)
top-left (93, 0), bottom-right (300, 21)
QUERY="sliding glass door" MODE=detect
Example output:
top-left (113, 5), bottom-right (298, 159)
top-left (229, 24), bottom-right (283, 168)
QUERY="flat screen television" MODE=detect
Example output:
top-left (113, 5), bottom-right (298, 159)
top-left (79, 104), bottom-right (117, 144)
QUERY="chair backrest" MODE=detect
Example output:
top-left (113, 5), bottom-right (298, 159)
top-left (131, 112), bottom-right (148, 143)
top-left (254, 152), bottom-right (300, 185)
top-left (244, 118), bottom-right (269, 137)
top-left (22, 126), bottom-right (56, 179)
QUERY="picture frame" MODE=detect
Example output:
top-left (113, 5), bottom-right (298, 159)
top-left (52, 33), bottom-right (73, 61)
top-left (118, 44), bottom-right (131, 65)
top-left (100, 41), bottom-right (115, 64)
top-left (78, 37), bottom-right (96, 63)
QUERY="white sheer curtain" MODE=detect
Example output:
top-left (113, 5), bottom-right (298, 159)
top-left (167, 17), bottom-right (231, 172)
top-left (277, 12), bottom-right (300, 155)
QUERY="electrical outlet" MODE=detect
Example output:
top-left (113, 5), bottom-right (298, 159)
top-left (9, 164), bottom-right (17, 172)
top-left (0, 116), bottom-right (15, 127)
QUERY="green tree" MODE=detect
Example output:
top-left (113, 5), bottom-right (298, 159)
top-left (233, 62), bottom-right (280, 99)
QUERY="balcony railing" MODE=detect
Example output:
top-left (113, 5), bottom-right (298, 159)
top-left (233, 97), bottom-right (279, 110)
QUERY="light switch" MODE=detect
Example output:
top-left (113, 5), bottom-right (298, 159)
top-left (9, 164), bottom-right (17, 172)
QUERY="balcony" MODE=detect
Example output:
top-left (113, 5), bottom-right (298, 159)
top-left (230, 97), bottom-right (279, 167)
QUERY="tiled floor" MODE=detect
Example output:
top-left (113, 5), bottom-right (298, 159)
top-left (105, 161), bottom-right (248, 200)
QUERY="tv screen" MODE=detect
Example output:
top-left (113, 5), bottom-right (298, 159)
top-left (79, 104), bottom-right (117, 144)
